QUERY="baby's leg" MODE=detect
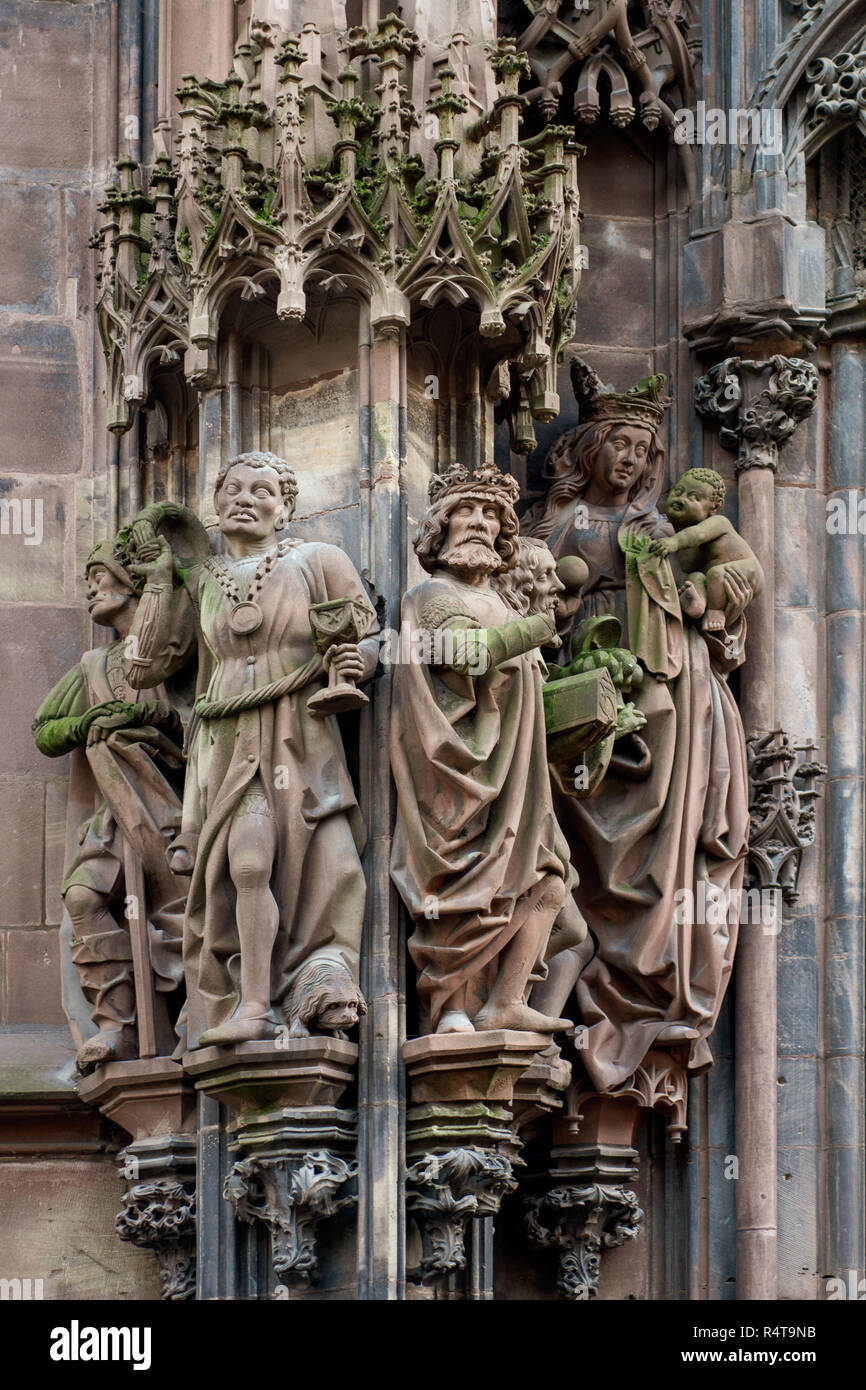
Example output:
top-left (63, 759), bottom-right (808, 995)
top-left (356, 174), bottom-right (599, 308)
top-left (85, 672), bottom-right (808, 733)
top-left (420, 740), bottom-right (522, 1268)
top-left (701, 566), bottom-right (728, 631)
top-left (679, 570), bottom-right (707, 621)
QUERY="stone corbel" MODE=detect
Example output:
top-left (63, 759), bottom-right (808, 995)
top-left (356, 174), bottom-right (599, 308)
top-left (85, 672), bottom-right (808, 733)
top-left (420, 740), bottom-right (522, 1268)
top-left (403, 1031), bottom-right (564, 1293)
top-left (184, 1037), bottom-right (359, 1295)
top-left (115, 1138), bottom-right (197, 1300)
top-left (78, 1058), bottom-right (197, 1300)
top-left (524, 1092), bottom-right (647, 1299)
top-left (524, 1159), bottom-right (644, 1301)
top-left (406, 1147), bottom-right (517, 1283)
top-left (225, 1147), bottom-right (357, 1287)
top-left (694, 354), bottom-right (819, 471)
top-left (746, 728), bottom-right (827, 907)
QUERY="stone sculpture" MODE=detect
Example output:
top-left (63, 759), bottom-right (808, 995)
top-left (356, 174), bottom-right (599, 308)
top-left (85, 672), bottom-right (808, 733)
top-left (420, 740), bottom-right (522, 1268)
top-left (32, 534), bottom-right (187, 1072)
top-left (523, 362), bottom-right (756, 1091)
top-left (647, 467), bottom-right (764, 632)
top-left (390, 463), bottom-right (576, 1038)
top-left (124, 451), bottom-right (378, 1048)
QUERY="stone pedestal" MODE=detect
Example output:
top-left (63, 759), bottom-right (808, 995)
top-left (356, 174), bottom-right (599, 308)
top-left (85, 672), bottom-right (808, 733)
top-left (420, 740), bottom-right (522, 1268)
top-left (524, 1093), bottom-right (644, 1301)
top-left (184, 1038), bottom-right (359, 1293)
top-left (403, 1031), bottom-right (565, 1294)
top-left (78, 1058), bottom-right (197, 1299)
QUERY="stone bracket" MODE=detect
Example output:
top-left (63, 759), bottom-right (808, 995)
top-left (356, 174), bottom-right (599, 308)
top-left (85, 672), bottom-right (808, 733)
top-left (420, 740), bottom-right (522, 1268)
top-left (115, 1135), bottom-right (197, 1301)
top-left (694, 353), bottom-right (819, 472)
top-left (406, 1145), bottom-right (517, 1284)
top-left (524, 1143), bottom-right (643, 1301)
top-left (224, 1142), bottom-right (357, 1290)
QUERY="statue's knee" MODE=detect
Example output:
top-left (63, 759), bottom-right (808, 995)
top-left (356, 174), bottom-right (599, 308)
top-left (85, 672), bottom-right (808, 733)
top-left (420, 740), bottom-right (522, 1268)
top-left (63, 883), bottom-right (105, 923)
top-left (229, 845), bottom-right (271, 892)
top-left (544, 876), bottom-right (568, 915)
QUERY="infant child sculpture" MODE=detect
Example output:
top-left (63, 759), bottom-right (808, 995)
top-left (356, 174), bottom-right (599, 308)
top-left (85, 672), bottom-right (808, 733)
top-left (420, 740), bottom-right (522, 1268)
top-left (647, 468), bottom-right (764, 632)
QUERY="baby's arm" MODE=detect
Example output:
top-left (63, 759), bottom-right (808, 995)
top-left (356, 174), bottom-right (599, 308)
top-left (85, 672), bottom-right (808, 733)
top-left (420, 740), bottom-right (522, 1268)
top-left (648, 514), bottom-right (732, 556)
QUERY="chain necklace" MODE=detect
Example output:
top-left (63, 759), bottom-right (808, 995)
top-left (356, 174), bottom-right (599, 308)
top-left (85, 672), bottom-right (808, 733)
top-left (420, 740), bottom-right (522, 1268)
top-left (205, 537), bottom-right (296, 635)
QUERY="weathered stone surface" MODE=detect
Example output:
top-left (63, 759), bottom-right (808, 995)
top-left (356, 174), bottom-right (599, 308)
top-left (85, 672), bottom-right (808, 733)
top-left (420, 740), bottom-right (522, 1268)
top-left (0, 184), bottom-right (58, 314)
top-left (3, 929), bottom-right (65, 1025)
top-left (0, 322), bottom-right (82, 474)
top-left (0, 478), bottom-right (67, 603)
top-left (683, 218), bottom-right (825, 335)
top-left (0, 780), bottom-right (44, 926)
top-left (0, 2), bottom-right (96, 173)
top-left (0, 1156), bottom-right (162, 1299)
top-left (0, 606), bottom-right (85, 776)
top-left (577, 216), bottom-right (655, 348)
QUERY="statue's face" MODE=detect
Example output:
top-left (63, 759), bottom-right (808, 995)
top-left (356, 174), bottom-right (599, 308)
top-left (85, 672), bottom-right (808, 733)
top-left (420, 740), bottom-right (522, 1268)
top-left (440, 497), bottom-right (503, 579)
top-left (666, 477), bottom-right (715, 527)
top-left (531, 551), bottom-right (565, 617)
top-left (444, 498), bottom-right (501, 552)
top-left (86, 564), bottom-right (136, 629)
top-left (591, 425), bottom-right (654, 498)
top-left (216, 464), bottom-right (287, 542)
top-left (317, 995), bottom-right (360, 1030)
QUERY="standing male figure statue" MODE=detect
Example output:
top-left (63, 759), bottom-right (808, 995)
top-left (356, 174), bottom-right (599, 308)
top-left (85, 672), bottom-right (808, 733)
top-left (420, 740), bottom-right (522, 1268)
top-left (125, 451), bottom-right (377, 1048)
top-left (33, 533), bottom-right (187, 1073)
top-left (390, 463), bottom-right (575, 1038)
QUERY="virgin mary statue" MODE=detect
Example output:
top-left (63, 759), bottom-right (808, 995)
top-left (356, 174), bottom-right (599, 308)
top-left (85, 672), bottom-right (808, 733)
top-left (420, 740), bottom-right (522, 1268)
top-left (523, 362), bottom-right (755, 1093)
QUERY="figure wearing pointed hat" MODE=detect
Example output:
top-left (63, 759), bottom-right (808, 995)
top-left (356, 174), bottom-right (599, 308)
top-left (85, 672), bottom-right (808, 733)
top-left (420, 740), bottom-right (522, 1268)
top-left (32, 531), bottom-right (188, 1073)
top-left (390, 462), bottom-right (576, 1037)
top-left (523, 362), bottom-right (756, 1092)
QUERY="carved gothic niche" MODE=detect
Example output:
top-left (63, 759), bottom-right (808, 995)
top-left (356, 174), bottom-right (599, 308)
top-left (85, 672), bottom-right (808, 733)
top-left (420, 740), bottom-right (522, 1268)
top-left (746, 729), bottom-right (827, 910)
top-left (808, 123), bottom-right (866, 325)
top-left (91, 17), bottom-right (584, 465)
top-left (497, 0), bottom-right (698, 196)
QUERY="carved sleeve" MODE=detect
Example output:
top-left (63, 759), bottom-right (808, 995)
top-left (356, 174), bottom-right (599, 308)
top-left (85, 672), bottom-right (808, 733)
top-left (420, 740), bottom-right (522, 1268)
top-left (31, 662), bottom-right (92, 757)
top-left (124, 574), bottom-right (198, 690)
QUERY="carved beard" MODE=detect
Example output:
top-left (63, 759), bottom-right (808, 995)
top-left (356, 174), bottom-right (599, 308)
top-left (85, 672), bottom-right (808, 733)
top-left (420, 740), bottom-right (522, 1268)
top-left (439, 539), bottom-right (502, 579)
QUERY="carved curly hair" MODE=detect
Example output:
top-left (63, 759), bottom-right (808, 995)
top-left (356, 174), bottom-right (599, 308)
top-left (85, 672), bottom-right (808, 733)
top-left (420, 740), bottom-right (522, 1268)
top-left (494, 537), bottom-right (555, 615)
top-left (414, 465), bottom-right (521, 575)
top-left (213, 451), bottom-right (299, 517)
top-left (286, 958), bottom-right (367, 1032)
top-left (676, 467), bottom-right (726, 513)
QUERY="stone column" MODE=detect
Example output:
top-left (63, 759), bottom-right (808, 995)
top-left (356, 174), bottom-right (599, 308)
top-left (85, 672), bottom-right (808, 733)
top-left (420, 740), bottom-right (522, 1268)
top-left (824, 343), bottom-right (866, 1284)
top-left (695, 354), bottom-right (818, 1300)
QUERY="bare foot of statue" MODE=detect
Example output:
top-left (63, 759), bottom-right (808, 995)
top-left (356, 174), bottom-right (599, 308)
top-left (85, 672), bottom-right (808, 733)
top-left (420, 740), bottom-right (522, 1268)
top-left (656, 1023), bottom-right (699, 1043)
top-left (199, 1004), bottom-right (278, 1047)
top-left (474, 1003), bottom-right (571, 1034)
top-left (701, 609), bottom-right (726, 632)
top-left (76, 1028), bottom-right (137, 1074)
top-left (436, 1009), bottom-right (475, 1034)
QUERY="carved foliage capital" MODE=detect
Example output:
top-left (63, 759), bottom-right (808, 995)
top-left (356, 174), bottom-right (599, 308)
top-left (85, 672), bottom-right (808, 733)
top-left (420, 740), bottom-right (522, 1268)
top-left (224, 1149), bottom-right (357, 1287)
top-left (115, 1176), bottom-right (196, 1301)
top-left (525, 1181), bottom-right (644, 1300)
top-left (406, 1147), bottom-right (517, 1282)
top-left (695, 355), bottom-right (818, 472)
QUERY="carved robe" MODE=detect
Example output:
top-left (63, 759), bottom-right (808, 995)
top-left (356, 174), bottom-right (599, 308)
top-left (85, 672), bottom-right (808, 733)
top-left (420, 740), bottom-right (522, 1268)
top-left (33, 642), bottom-right (186, 1045)
top-left (390, 573), bottom-right (574, 1032)
top-left (528, 499), bottom-right (749, 1092)
top-left (127, 541), bottom-right (375, 1045)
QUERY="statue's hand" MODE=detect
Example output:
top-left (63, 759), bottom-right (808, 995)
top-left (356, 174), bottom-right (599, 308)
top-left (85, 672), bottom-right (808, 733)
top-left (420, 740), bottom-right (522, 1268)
top-left (134, 698), bottom-right (180, 731)
top-left (721, 566), bottom-right (755, 621)
top-left (86, 709), bottom-right (140, 744)
top-left (129, 533), bottom-right (174, 588)
top-left (324, 642), bottom-right (364, 684)
top-left (647, 536), bottom-right (676, 558)
top-left (568, 645), bottom-right (643, 693)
